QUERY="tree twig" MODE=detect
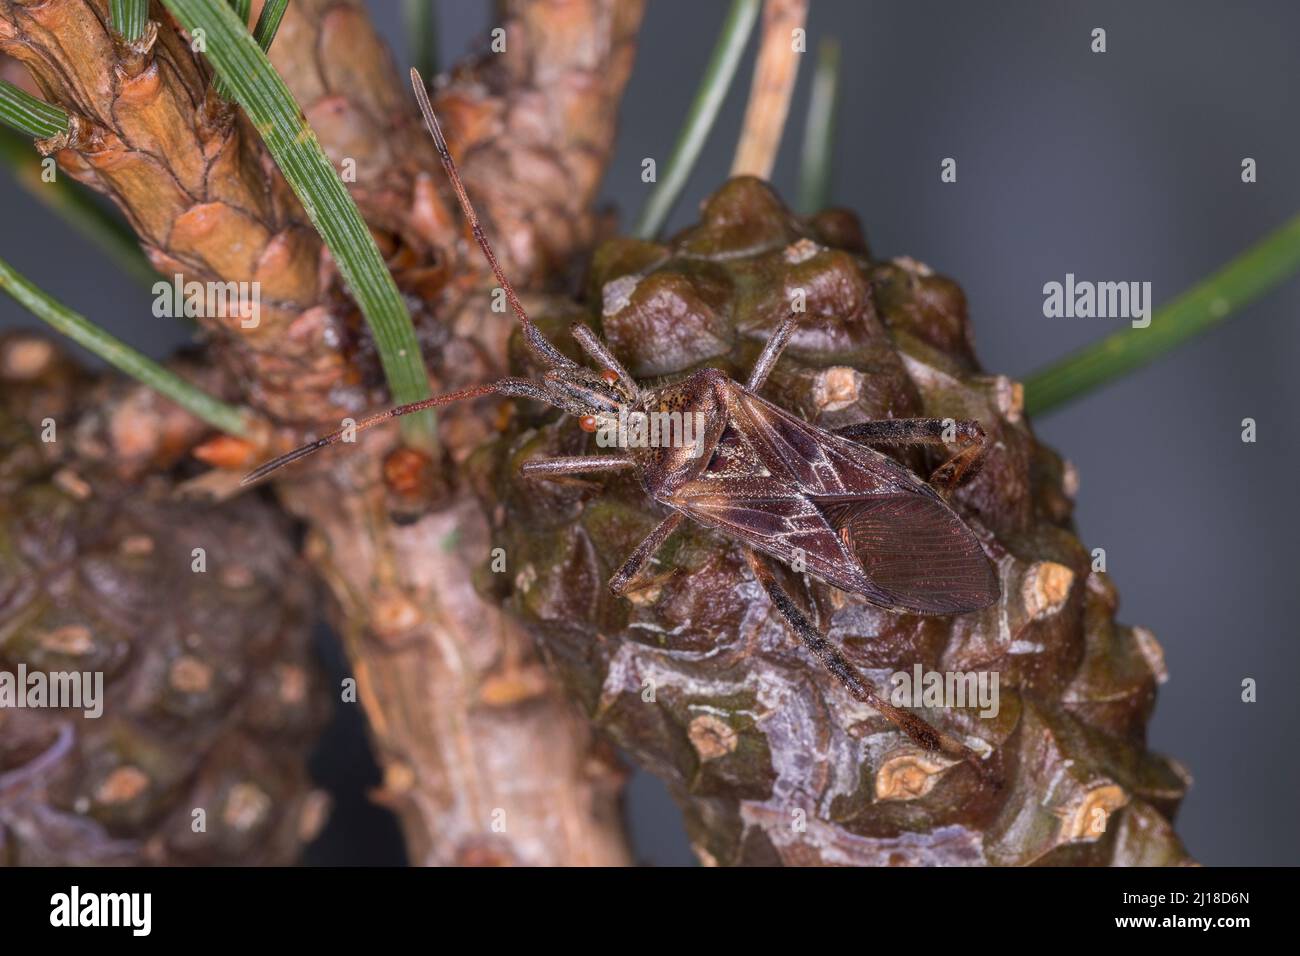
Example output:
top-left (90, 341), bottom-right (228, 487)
top-left (730, 0), bottom-right (808, 180)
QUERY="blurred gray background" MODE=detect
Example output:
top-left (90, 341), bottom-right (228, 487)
top-left (2, 1), bottom-right (1297, 866)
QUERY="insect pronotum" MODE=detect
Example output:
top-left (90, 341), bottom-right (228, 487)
top-left (246, 67), bottom-right (1002, 772)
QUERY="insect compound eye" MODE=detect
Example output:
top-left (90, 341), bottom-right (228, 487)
top-left (599, 369), bottom-right (620, 386)
top-left (578, 414), bottom-right (599, 433)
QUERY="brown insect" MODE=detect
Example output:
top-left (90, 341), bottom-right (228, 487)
top-left (246, 68), bottom-right (1001, 769)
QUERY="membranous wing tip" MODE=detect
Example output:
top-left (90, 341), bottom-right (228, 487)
top-left (818, 495), bottom-right (999, 614)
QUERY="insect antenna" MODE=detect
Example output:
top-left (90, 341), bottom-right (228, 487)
top-left (241, 378), bottom-right (544, 486)
top-left (244, 74), bottom-right (587, 488)
top-left (409, 67), bottom-right (573, 370)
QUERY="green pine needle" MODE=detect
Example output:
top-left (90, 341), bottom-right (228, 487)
top-left (161, 0), bottom-right (434, 446)
top-left (0, 256), bottom-right (249, 437)
top-left (252, 0), bottom-right (291, 52)
top-left (797, 38), bottom-right (841, 215)
top-left (0, 127), bottom-right (156, 287)
top-left (633, 0), bottom-right (761, 240)
top-left (0, 81), bottom-right (68, 140)
top-left (110, 0), bottom-right (150, 42)
top-left (212, 0), bottom-right (253, 100)
top-left (405, 0), bottom-right (439, 80)
top-left (1024, 212), bottom-right (1300, 415)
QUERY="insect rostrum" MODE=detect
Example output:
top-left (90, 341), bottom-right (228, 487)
top-left (249, 68), bottom-right (999, 771)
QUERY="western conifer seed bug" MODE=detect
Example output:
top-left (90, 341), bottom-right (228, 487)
top-left (245, 68), bottom-right (1001, 771)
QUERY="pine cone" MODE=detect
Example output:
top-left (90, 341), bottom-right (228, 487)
top-left (0, 334), bottom-right (328, 865)
top-left (472, 179), bottom-right (1192, 866)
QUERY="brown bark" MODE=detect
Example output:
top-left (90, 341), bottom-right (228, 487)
top-left (1, 0), bottom-right (643, 864)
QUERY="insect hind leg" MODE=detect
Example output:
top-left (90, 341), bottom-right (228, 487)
top-left (834, 418), bottom-right (988, 493)
top-left (608, 512), bottom-right (684, 596)
top-left (744, 548), bottom-right (989, 770)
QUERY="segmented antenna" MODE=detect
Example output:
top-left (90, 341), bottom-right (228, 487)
top-left (408, 67), bottom-right (572, 369)
top-left (243, 74), bottom-right (590, 486)
top-left (242, 381), bottom-right (521, 486)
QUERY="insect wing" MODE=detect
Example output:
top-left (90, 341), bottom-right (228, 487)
top-left (725, 389), bottom-right (924, 497)
top-left (671, 389), bottom-right (998, 612)
top-left (819, 494), bottom-right (999, 613)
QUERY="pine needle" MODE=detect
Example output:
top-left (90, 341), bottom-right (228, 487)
top-left (796, 37), bottom-right (840, 214)
top-left (252, 0), bottom-right (290, 52)
top-left (1025, 212), bottom-right (1300, 414)
top-left (0, 127), bottom-right (156, 288)
top-left (0, 81), bottom-right (68, 140)
top-left (161, 0), bottom-right (435, 446)
top-left (405, 0), bottom-right (439, 80)
top-left (633, 0), bottom-right (761, 239)
top-left (0, 256), bottom-right (250, 437)
top-left (110, 0), bottom-right (150, 42)
top-left (730, 0), bottom-right (808, 181)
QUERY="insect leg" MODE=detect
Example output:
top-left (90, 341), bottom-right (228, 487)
top-left (520, 455), bottom-right (635, 479)
top-left (745, 312), bottom-right (799, 391)
top-left (743, 548), bottom-right (984, 766)
top-left (927, 441), bottom-right (988, 492)
top-left (569, 324), bottom-right (639, 397)
top-left (608, 512), bottom-right (684, 596)
top-left (835, 418), bottom-right (988, 492)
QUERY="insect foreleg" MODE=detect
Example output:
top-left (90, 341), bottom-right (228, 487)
top-left (743, 548), bottom-right (984, 766)
top-left (608, 512), bottom-right (684, 596)
top-left (834, 418), bottom-right (989, 492)
top-left (745, 313), bottom-right (799, 391)
top-left (520, 455), bottom-right (635, 479)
